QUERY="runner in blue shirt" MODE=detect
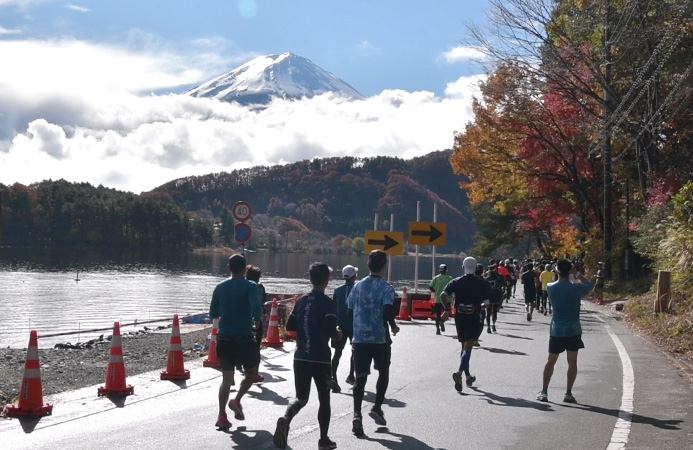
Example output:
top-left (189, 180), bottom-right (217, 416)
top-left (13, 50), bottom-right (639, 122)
top-left (209, 254), bottom-right (261, 429)
top-left (274, 262), bottom-right (339, 450)
top-left (347, 250), bottom-right (398, 436)
top-left (536, 258), bottom-right (594, 403)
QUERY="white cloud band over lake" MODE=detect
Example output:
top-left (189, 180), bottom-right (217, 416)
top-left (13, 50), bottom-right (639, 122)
top-left (0, 38), bottom-right (483, 193)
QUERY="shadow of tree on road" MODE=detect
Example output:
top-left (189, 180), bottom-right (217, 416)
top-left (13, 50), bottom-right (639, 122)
top-left (477, 346), bottom-right (528, 356)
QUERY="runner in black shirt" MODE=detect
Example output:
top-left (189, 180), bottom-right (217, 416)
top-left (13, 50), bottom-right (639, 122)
top-left (274, 263), bottom-right (339, 450)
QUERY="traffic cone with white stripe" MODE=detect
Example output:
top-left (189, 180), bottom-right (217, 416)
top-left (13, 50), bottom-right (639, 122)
top-left (161, 314), bottom-right (190, 380)
top-left (97, 322), bottom-right (134, 396)
top-left (396, 287), bottom-right (411, 321)
top-left (6, 330), bottom-right (53, 417)
top-left (203, 317), bottom-right (221, 368)
top-left (262, 298), bottom-right (284, 348)
top-left (285, 295), bottom-right (299, 340)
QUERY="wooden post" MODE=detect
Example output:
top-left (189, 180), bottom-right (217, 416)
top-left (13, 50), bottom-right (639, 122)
top-left (655, 270), bottom-right (671, 313)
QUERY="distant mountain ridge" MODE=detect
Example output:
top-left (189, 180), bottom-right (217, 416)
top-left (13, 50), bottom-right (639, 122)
top-left (185, 52), bottom-right (363, 105)
top-left (145, 151), bottom-right (474, 252)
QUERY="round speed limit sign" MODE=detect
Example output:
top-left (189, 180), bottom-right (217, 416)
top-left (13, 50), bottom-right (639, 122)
top-left (231, 201), bottom-right (252, 222)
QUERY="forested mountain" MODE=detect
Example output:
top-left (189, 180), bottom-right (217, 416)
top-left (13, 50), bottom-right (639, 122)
top-left (145, 150), bottom-right (474, 253)
top-left (0, 180), bottom-right (211, 249)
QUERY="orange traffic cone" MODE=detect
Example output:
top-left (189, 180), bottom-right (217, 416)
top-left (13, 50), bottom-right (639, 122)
top-left (203, 317), bottom-right (221, 368)
top-left (262, 298), bottom-right (284, 348)
top-left (285, 295), bottom-right (299, 340)
top-left (161, 314), bottom-right (190, 380)
top-left (6, 330), bottom-right (53, 417)
top-left (97, 322), bottom-right (134, 396)
top-left (396, 287), bottom-right (411, 321)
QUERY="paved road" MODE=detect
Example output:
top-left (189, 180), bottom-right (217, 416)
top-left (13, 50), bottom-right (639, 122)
top-left (2, 294), bottom-right (692, 449)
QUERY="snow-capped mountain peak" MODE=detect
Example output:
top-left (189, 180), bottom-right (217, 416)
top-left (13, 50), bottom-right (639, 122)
top-left (185, 52), bottom-right (363, 105)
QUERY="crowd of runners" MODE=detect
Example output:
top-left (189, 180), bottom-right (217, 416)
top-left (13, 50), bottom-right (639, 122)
top-left (209, 251), bottom-right (596, 450)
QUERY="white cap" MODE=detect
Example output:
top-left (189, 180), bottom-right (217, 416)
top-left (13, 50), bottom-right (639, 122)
top-left (463, 256), bottom-right (477, 274)
top-left (439, 264), bottom-right (447, 272)
top-left (342, 265), bottom-right (358, 278)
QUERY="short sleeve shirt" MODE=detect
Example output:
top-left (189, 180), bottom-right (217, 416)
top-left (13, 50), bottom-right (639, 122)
top-left (547, 280), bottom-right (594, 337)
top-left (540, 271), bottom-right (555, 290)
top-left (290, 290), bottom-right (337, 364)
top-left (346, 275), bottom-right (395, 344)
top-left (430, 273), bottom-right (453, 303)
top-left (209, 277), bottom-right (260, 342)
top-left (443, 274), bottom-right (492, 308)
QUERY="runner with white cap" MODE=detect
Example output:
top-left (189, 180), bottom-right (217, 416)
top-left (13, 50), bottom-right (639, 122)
top-left (441, 256), bottom-right (492, 392)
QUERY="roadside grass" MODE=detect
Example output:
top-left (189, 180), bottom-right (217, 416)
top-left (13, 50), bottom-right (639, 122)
top-left (619, 276), bottom-right (693, 363)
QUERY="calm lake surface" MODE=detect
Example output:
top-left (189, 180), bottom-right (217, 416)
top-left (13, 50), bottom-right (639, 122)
top-left (0, 247), bottom-right (463, 348)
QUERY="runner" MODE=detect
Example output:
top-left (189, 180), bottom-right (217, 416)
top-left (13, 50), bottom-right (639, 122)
top-left (536, 259), bottom-right (594, 403)
top-left (484, 264), bottom-right (504, 333)
top-left (505, 259), bottom-right (517, 299)
top-left (497, 261), bottom-right (511, 302)
top-left (273, 262), bottom-right (339, 450)
top-left (347, 250), bottom-right (398, 436)
top-left (209, 254), bottom-right (261, 430)
top-left (540, 264), bottom-right (555, 316)
top-left (521, 263), bottom-right (537, 321)
top-left (330, 264), bottom-right (358, 393)
top-left (594, 262), bottom-right (605, 305)
top-left (441, 256), bottom-right (491, 392)
top-left (430, 264), bottom-right (453, 335)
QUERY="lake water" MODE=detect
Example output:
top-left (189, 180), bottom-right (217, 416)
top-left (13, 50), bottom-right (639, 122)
top-left (0, 247), bottom-right (463, 348)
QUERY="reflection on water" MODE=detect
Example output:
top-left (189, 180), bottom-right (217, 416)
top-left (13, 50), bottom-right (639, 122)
top-left (0, 247), bottom-right (463, 347)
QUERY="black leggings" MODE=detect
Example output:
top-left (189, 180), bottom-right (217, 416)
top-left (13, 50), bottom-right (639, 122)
top-left (486, 303), bottom-right (500, 325)
top-left (284, 360), bottom-right (331, 438)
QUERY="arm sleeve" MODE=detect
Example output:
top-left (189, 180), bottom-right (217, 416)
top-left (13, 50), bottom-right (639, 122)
top-left (324, 299), bottom-right (338, 336)
top-left (383, 303), bottom-right (396, 326)
top-left (249, 282), bottom-right (261, 321)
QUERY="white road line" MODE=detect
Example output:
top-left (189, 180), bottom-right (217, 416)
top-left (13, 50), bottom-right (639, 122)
top-left (603, 322), bottom-right (634, 450)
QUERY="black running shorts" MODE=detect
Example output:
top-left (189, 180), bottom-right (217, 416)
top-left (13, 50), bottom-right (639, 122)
top-left (454, 313), bottom-right (483, 342)
top-left (548, 335), bottom-right (585, 354)
top-left (353, 343), bottom-right (391, 378)
top-left (216, 339), bottom-right (261, 371)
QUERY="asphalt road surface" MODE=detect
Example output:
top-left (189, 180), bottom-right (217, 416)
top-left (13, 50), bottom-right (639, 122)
top-left (2, 294), bottom-right (692, 450)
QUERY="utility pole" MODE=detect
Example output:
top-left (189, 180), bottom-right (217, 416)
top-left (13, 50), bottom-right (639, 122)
top-left (603, 1), bottom-right (613, 278)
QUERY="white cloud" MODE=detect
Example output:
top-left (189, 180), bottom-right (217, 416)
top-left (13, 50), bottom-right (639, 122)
top-left (440, 45), bottom-right (487, 63)
top-left (0, 26), bottom-right (23, 35)
top-left (444, 74), bottom-right (485, 100)
top-left (66, 3), bottom-right (89, 13)
top-left (0, 38), bottom-right (481, 194)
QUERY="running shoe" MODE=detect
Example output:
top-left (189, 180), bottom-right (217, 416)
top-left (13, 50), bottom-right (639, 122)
top-left (440, 322), bottom-right (445, 332)
top-left (215, 414), bottom-right (232, 429)
top-left (436, 329), bottom-right (441, 335)
top-left (544, 310), bottom-right (548, 316)
top-left (563, 393), bottom-right (577, 403)
top-left (536, 391), bottom-right (548, 402)
top-left (487, 326), bottom-right (492, 334)
top-left (352, 414), bottom-right (364, 436)
top-left (466, 375), bottom-right (476, 387)
top-left (527, 313), bottom-right (532, 321)
top-left (330, 378), bottom-right (342, 393)
top-left (452, 372), bottom-right (463, 392)
top-left (492, 324), bottom-right (496, 332)
top-left (369, 407), bottom-right (387, 426)
top-left (345, 375), bottom-right (355, 385)
top-left (255, 373), bottom-right (265, 383)
top-left (228, 398), bottom-right (245, 420)
top-left (318, 437), bottom-right (338, 449)
top-left (273, 417), bottom-right (289, 449)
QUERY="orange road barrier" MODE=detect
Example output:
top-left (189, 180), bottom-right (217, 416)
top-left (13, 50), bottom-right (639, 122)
top-left (203, 317), bottom-right (221, 368)
top-left (411, 293), bottom-right (436, 320)
top-left (97, 322), bottom-right (134, 397)
top-left (262, 298), bottom-right (284, 348)
top-left (396, 287), bottom-right (412, 321)
top-left (285, 294), bottom-right (299, 340)
top-left (6, 330), bottom-right (53, 417)
top-left (161, 314), bottom-right (190, 380)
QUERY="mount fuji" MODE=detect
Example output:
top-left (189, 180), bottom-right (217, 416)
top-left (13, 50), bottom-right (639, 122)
top-left (185, 52), bottom-right (364, 105)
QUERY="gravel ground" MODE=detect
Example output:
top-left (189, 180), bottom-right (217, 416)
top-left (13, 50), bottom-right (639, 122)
top-left (0, 325), bottom-right (212, 417)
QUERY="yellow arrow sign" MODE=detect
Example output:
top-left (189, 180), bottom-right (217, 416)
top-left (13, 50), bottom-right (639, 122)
top-left (364, 230), bottom-right (404, 255)
top-left (408, 221), bottom-right (447, 246)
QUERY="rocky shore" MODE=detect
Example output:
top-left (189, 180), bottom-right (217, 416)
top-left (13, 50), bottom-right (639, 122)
top-left (0, 326), bottom-right (212, 416)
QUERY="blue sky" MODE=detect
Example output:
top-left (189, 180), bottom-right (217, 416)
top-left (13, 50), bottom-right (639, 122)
top-left (0, 0), bottom-right (491, 193)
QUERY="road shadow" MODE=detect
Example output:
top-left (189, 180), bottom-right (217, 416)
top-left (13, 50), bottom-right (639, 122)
top-left (494, 333), bottom-right (533, 340)
top-left (228, 427), bottom-right (275, 448)
top-left (471, 388), bottom-right (553, 412)
top-left (477, 346), bottom-right (528, 356)
top-left (16, 416), bottom-right (42, 433)
top-left (569, 404), bottom-right (683, 430)
top-left (339, 390), bottom-right (407, 408)
top-left (357, 428), bottom-right (443, 450)
top-left (245, 384), bottom-right (289, 406)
